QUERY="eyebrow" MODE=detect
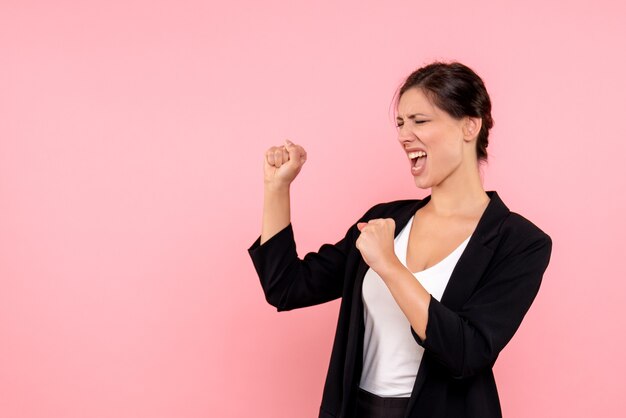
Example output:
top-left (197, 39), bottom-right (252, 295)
top-left (396, 113), bottom-right (429, 120)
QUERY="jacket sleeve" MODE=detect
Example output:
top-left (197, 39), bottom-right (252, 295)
top-left (247, 205), bottom-right (379, 312)
top-left (410, 233), bottom-right (553, 379)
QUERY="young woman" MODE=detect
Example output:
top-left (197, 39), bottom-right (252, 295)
top-left (248, 61), bottom-right (552, 418)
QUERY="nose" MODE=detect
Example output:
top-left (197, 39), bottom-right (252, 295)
top-left (397, 125), bottom-right (416, 146)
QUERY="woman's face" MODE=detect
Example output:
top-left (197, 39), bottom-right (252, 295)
top-left (396, 87), bottom-right (479, 190)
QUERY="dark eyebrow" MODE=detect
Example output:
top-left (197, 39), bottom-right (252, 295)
top-left (396, 113), bottom-right (428, 120)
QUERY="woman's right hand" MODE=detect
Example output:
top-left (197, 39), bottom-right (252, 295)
top-left (264, 140), bottom-right (307, 188)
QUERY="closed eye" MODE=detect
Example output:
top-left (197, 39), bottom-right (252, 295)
top-left (395, 120), bottom-right (426, 127)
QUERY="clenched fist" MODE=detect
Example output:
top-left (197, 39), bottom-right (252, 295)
top-left (264, 140), bottom-right (307, 188)
top-left (356, 218), bottom-right (399, 274)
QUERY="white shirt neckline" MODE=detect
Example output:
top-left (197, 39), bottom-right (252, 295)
top-left (360, 213), bottom-right (473, 397)
top-left (400, 214), bottom-right (472, 275)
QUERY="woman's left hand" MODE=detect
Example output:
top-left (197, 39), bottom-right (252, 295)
top-left (356, 218), bottom-right (400, 274)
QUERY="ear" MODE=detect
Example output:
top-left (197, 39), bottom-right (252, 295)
top-left (462, 116), bottom-right (482, 142)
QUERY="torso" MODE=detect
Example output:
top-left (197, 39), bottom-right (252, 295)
top-left (406, 200), bottom-right (489, 273)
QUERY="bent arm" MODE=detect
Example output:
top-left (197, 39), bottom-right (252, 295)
top-left (248, 223), bottom-right (349, 311)
top-left (410, 234), bottom-right (553, 379)
top-left (248, 204), bottom-right (380, 311)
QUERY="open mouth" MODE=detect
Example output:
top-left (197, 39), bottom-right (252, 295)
top-left (408, 151), bottom-right (427, 167)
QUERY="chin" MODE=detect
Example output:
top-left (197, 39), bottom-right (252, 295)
top-left (413, 177), bottom-right (432, 190)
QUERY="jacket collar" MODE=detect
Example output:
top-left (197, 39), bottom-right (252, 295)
top-left (386, 190), bottom-right (510, 309)
top-left (351, 190), bottom-right (510, 315)
top-left (392, 190), bottom-right (510, 248)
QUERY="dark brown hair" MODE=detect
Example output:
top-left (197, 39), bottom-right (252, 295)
top-left (392, 61), bottom-right (494, 163)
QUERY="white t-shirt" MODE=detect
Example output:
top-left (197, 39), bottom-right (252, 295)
top-left (359, 214), bottom-right (471, 397)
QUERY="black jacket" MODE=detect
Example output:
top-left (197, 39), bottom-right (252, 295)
top-left (247, 190), bottom-right (552, 418)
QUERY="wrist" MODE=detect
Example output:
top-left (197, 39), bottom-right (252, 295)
top-left (376, 255), bottom-right (405, 279)
top-left (264, 181), bottom-right (291, 194)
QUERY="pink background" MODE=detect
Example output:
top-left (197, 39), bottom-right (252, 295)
top-left (1, 1), bottom-right (624, 417)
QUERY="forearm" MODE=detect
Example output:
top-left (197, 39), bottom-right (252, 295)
top-left (377, 259), bottom-right (431, 341)
top-left (261, 183), bottom-right (291, 245)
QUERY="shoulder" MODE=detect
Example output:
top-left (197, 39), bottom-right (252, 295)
top-left (479, 194), bottom-right (553, 280)
top-left (502, 211), bottom-right (551, 242)
top-left (496, 210), bottom-right (552, 260)
top-left (480, 190), bottom-right (552, 250)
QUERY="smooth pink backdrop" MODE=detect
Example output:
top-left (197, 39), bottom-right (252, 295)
top-left (1, 1), bottom-right (625, 417)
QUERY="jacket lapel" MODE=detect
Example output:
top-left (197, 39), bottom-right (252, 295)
top-left (349, 195), bottom-right (432, 323)
top-left (343, 195), bottom-right (432, 414)
top-left (345, 191), bottom-right (511, 416)
top-left (354, 191), bottom-right (509, 310)
top-left (403, 191), bottom-right (511, 416)
top-left (440, 190), bottom-right (510, 310)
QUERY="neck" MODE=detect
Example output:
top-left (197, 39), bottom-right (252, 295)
top-left (428, 160), bottom-right (489, 217)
